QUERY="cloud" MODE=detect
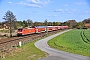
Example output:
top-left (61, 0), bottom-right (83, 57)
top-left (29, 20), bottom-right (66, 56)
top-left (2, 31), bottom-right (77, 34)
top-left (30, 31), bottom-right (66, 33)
top-left (54, 15), bottom-right (57, 17)
top-left (54, 9), bottom-right (81, 14)
top-left (54, 9), bottom-right (65, 13)
top-left (26, 0), bottom-right (50, 4)
top-left (18, 1), bottom-right (41, 8)
top-left (74, 2), bottom-right (87, 5)
top-left (84, 10), bottom-right (90, 14)
top-left (8, 2), bottom-right (12, 4)
top-left (47, 15), bottom-right (58, 17)
top-left (63, 4), bottom-right (68, 7)
top-left (18, 0), bottom-right (50, 8)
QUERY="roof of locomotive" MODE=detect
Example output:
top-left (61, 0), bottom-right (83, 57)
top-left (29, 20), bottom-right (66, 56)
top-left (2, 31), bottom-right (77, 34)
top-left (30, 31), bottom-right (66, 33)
top-left (18, 27), bottom-right (35, 30)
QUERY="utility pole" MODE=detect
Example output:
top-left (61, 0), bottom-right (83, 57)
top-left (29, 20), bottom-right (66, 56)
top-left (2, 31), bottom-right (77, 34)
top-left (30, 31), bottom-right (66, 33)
top-left (10, 18), bottom-right (12, 37)
top-left (45, 19), bottom-right (48, 36)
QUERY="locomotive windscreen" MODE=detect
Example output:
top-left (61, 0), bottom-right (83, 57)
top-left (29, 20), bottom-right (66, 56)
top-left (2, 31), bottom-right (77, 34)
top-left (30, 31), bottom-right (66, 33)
top-left (18, 28), bottom-right (22, 32)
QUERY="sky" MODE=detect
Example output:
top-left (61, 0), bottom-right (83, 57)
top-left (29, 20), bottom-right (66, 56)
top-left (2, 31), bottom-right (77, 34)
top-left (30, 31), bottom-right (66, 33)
top-left (0, 0), bottom-right (90, 22)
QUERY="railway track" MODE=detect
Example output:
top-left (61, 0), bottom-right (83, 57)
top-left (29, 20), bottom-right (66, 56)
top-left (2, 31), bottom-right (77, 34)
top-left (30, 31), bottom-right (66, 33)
top-left (0, 29), bottom-right (66, 58)
top-left (0, 33), bottom-right (43, 51)
top-left (0, 30), bottom-right (62, 51)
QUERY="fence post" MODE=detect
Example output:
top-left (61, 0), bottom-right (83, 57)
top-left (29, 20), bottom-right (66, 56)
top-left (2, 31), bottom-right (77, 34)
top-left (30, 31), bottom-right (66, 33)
top-left (19, 41), bottom-right (22, 47)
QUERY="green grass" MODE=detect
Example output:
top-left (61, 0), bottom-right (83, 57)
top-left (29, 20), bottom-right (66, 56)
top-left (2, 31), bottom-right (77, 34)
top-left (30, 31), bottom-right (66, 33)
top-left (84, 30), bottom-right (90, 41)
top-left (48, 29), bottom-right (90, 57)
top-left (2, 40), bottom-right (46, 60)
top-left (0, 30), bottom-right (9, 33)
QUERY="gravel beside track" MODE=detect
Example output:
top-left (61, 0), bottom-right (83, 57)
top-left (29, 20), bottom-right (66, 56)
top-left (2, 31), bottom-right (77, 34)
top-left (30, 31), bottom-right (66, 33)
top-left (0, 33), bottom-right (44, 51)
top-left (35, 29), bottom-right (90, 60)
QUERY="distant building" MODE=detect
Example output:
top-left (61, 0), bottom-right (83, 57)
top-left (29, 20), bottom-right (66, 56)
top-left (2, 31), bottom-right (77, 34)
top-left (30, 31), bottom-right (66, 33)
top-left (3, 23), bottom-right (9, 29)
top-left (85, 23), bottom-right (90, 29)
top-left (0, 22), bottom-right (10, 30)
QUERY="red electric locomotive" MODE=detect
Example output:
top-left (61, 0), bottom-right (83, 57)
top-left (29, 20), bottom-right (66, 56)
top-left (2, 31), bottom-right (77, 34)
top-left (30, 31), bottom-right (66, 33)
top-left (17, 28), bottom-right (35, 36)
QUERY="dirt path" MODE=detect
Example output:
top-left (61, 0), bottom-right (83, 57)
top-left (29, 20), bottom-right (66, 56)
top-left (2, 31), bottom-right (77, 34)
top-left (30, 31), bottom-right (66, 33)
top-left (35, 30), bottom-right (90, 60)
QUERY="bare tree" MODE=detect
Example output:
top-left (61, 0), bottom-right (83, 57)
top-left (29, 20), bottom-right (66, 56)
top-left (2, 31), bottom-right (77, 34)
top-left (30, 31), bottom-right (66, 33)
top-left (3, 10), bottom-right (17, 37)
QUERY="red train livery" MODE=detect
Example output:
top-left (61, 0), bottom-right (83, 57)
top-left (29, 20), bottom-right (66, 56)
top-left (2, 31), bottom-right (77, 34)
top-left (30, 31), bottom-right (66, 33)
top-left (17, 26), bottom-right (68, 36)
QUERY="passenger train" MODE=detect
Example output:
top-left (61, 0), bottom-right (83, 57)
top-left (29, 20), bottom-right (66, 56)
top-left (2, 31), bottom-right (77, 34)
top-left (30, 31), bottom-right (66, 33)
top-left (17, 26), bottom-right (68, 36)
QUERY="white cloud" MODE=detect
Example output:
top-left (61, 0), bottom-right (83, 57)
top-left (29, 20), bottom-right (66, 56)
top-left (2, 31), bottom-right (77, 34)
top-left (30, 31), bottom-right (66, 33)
top-left (63, 4), bottom-right (68, 7)
top-left (70, 9), bottom-right (80, 13)
top-left (84, 10), bottom-right (90, 14)
top-left (74, 2), bottom-right (87, 5)
top-left (54, 15), bottom-right (57, 17)
top-left (47, 14), bottom-right (57, 17)
top-left (54, 9), bottom-right (81, 14)
top-left (26, 0), bottom-right (42, 4)
top-left (18, 0), bottom-right (50, 8)
top-left (8, 2), bottom-right (12, 4)
top-left (26, 0), bottom-right (51, 5)
top-left (54, 9), bottom-right (65, 13)
top-left (18, 1), bottom-right (41, 8)
top-left (67, 12), bottom-right (72, 14)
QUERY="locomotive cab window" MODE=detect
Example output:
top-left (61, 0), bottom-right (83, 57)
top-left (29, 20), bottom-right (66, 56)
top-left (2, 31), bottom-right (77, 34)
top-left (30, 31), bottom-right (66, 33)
top-left (18, 29), bottom-right (22, 32)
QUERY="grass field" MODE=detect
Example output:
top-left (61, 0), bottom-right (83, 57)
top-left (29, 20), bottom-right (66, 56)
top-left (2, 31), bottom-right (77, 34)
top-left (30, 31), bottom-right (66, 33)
top-left (48, 29), bottom-right (90, 57)
top-left (2, 40), bottom-right (46, 60)
top-left (84, 30), bottom-right (90, 42)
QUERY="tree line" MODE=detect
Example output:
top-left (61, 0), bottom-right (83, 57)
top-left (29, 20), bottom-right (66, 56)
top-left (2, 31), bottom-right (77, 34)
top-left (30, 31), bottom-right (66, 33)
top-left (1, 10), bottom-right (90, 37)
top-left (16, 20), bottom-right (61, 28)
top-left (1, 10), bottom-right (90, 29)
